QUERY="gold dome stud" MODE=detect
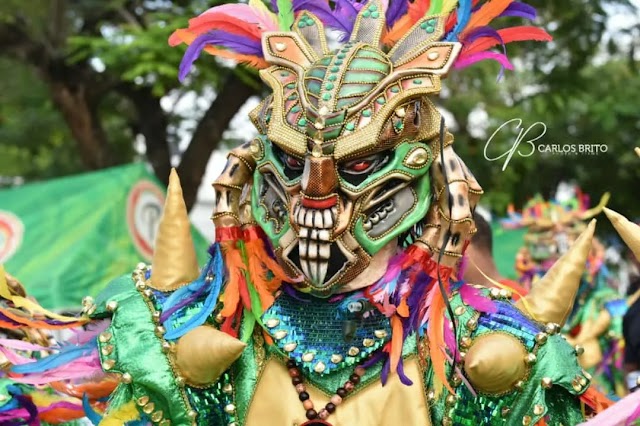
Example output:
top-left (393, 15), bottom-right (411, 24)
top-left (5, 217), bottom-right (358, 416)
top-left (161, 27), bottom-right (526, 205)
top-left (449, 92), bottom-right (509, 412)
top-left (463, 333), bottom-right (528, 394)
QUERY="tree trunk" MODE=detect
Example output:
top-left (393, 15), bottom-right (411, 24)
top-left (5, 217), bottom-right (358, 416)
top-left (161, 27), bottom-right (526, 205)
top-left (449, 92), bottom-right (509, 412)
top-left (48, 80), bottom-right (114, 169)
top-left (178, 73), bottom-right (258, 210)
top-left (119, 84), bottom-right (172, 187)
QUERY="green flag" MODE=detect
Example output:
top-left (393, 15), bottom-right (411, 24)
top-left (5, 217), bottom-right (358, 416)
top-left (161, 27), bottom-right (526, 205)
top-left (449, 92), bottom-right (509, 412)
top-left (0, 163), bottom-right (210, 310)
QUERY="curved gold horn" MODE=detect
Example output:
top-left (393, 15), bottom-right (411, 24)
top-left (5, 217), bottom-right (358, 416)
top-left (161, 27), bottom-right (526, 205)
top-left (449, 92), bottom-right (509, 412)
top-left (604, 207), bottom-right (640, 261)
top-left (150, 169), bottom-right (199, 291)
top-left (515, 219), bottom-right (595, 327)
top-left (580, 192), bottom-right (610, 220)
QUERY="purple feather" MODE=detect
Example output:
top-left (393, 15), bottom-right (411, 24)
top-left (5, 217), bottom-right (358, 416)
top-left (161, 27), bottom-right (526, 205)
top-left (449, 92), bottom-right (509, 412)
top-left (292, 0), bottom-right (347, 30)
top-left (206, 31), bottom-right (263, 55)
top-left (461, 26), bottom-right (504, 46)
top-left (396, 357), bottom-right (414, 385)
top-left (499, 2), bottom-right (537, 20)
top-left (386, 0), bottom-right (408, 28)
top-left (179, 31), bottom-right (263, 81)
top-left (160, 283), bottom-right (208, 322)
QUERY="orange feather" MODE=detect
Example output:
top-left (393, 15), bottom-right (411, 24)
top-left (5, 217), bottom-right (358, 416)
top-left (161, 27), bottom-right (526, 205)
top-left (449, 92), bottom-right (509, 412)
top-left (220, 241), bottom-right (245, 317)
top-left (51, 379), bottom-right (118, 400)
top-left (463, 0), bottom-right (514, 34)
top-left (427, 287), bottom-right (455, 395)
top-left (383, 14), bottom-right (415, 45)
top-left (389, 315), bottom-right (404, 373)
top-left (169, 29), bottom-right (269, 69)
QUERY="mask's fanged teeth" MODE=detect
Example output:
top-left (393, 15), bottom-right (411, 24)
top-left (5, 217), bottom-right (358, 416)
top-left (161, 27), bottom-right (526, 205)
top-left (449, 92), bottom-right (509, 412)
top-left (323, 210), bottom-right (333, 228)
top-left (299, 227), bottom-right (309, 238)
top-left (305, 211), bottom-right (314, 227)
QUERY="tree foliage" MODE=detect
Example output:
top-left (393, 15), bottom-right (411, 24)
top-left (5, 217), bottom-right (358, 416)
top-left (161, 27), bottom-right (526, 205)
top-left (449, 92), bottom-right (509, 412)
top-left (0, 0), bottom-right (638, 216)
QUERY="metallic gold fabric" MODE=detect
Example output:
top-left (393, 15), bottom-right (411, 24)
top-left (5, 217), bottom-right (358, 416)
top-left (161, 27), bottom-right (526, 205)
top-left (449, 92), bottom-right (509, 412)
top-left (604, 207), bottom-right (640, 261)
top-left (175, 326), bottom-right (246, 387)
top-left (150, 169), bottom-right (199, 291)
top-left (464, 332), bottom-right (528, 394)
top-left (516, 219), bottom-right (595, 326)
top-left (246, 358), bottom-right (430, 426)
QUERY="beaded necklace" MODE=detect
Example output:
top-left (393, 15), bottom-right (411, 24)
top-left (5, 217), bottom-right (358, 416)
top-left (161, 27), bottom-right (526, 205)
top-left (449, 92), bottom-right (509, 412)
top-left (286, 357), bottom-right (369, 425)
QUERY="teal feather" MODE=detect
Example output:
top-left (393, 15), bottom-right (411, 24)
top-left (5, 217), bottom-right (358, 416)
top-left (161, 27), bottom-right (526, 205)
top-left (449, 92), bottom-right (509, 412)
top-left (277, 0), bottom-right (295, 31)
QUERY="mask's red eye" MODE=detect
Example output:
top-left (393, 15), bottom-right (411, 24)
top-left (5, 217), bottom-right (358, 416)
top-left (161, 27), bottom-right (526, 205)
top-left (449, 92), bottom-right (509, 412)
top-left (348, 160), bottom-right (372, 172)
top-left (285, 155), bottom-right (304, 169)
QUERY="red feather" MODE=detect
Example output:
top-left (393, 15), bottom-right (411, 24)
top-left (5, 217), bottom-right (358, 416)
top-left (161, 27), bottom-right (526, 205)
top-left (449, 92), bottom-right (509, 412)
top-left (186, 13), bottom-right (263, 39)
top-left (462, 26), bottom-right (552, 56)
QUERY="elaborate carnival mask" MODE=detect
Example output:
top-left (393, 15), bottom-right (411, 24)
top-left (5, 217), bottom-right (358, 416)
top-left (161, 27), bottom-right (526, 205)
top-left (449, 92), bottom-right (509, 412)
top-left (181, 0), bottom-right (509, 297)
top-left (247, 10), bottom-right (462, 295)
top-left (504, 191), bottom-right (609, 262)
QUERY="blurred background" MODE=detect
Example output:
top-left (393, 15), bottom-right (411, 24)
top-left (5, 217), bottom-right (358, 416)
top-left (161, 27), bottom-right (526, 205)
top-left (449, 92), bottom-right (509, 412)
top-left (0, 0), bottom-right (639, 306)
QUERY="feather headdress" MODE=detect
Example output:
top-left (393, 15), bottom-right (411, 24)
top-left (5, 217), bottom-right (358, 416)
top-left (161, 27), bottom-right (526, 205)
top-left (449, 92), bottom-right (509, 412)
top-left (171, 0), bottom-right (551, 79)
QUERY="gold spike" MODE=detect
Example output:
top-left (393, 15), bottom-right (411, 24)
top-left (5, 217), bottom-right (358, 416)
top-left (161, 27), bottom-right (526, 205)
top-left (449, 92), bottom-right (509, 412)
top-left (515, 220), bottom-right (595, 327)
top-left (635, 147), bottom-right (640, 158)
top-left (604, 207), bottom-right (640, 261)
top-left (175, 326), bottom-right (246, 387)
top-left (150, 169), bottom-right (199, 291)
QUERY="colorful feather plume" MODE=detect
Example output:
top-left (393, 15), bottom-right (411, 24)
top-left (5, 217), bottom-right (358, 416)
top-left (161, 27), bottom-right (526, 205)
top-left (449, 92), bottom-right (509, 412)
top-left (366, 244), bottom-right (476, 394)
top-left (0, 266), bottom-right (89, 330)
top-left (171, 0), bottom-right (551, 78)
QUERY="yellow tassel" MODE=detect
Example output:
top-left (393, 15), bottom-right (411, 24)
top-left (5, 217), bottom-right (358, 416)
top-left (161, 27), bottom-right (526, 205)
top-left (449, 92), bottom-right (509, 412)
top-left (99, 401), bottom-right (140, 426)
top-left (0, 265), bottom-right (87, 323)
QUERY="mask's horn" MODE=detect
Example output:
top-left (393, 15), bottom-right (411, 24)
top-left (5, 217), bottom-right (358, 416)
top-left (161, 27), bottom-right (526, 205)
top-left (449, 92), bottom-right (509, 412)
top-left (604, 207), bottom-right (640, 261)
top-left (150, 169), bottom-right (199, 291)
top-left (515, 219), bottom-right (596, 327)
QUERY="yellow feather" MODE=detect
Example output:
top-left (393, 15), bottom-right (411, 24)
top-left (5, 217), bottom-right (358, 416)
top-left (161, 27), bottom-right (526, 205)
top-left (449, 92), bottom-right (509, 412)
top-left (442, 0), bottom-right (459, 14)
top-left (249, 0), bottom-right (277, 20)
top-left (99, 401), bottom-right (140, 426)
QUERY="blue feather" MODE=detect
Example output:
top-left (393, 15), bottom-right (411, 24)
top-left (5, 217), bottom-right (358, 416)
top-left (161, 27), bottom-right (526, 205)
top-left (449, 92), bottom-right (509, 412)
top-left (11, 342), bottom-right (96, 374)
top-left (83, 393), bottom-right (103, 425)
top-left (163, 244), bottom-right (224, 340)
top-left (445, 0), bottom-right (472, 41)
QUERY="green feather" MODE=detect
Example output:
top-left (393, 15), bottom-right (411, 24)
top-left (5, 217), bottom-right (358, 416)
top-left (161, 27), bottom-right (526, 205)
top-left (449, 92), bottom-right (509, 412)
top-left (277, 0), bottom-right (295, 31)
top-left (428, 0), bottom-right (444, 14)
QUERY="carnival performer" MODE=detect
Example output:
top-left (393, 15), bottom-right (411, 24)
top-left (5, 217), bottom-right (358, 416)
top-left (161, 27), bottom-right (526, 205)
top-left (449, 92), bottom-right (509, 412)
top-left (0, 1), bottom-right (614, 425)
top-left (502, 190), bottom-right (631, 397)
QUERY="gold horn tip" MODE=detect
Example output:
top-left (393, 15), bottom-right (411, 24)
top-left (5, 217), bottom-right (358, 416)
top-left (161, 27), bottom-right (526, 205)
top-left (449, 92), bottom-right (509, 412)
top-left (175, 326), bottom-right (246, 387)
top-left (149, 168), bottom-right (200, 291)
top-left (515, 218), bottom-right (595, 327)
top-left (635, 147), bottom-right (640, 158)
top-left (604, 207), bottom-right (640, 261)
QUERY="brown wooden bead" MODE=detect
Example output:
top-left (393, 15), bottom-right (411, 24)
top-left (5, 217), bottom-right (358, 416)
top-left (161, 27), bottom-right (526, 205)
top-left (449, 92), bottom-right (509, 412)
top-left (306, 409), bottom-right (318, 420)
top-left (350, 374), bottom-right (360, 384)
top-left (326, 403), bottom-right (336, 413)
top-left (299, 391), bottom-right (310, 401)
top-left (336, 388), bottom-right (347, 397)
top-left (288, 368), bottom-right (300, 378)
top-left (292, 376), bottom-right (303, 385)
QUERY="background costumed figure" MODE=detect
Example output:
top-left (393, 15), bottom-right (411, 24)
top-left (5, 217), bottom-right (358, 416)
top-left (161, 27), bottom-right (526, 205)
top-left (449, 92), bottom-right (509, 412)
top-left (502, 189), bottom-right (631, 397)
top-left (0, 1), bottom-right (614, 425)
